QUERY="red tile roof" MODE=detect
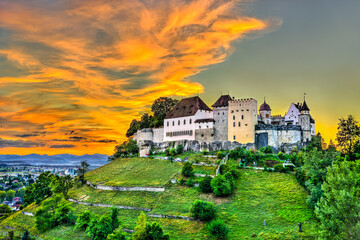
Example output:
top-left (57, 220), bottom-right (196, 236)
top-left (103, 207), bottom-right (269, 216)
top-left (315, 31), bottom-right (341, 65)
top-left (165, 96), bottom-right (212, 119)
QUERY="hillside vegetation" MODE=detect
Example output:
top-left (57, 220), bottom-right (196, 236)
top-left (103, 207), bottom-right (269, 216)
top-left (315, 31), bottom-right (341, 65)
top-left (0, 156), bottom-right (318, 239)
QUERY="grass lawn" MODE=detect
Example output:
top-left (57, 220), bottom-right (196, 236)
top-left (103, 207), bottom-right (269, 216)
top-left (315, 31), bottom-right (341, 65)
top-left (85, 157), bottom-right (181, 187)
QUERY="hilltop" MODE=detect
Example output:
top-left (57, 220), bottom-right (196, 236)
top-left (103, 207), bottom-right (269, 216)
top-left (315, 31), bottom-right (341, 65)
top-left (0, 154), bottom-right (318, 239)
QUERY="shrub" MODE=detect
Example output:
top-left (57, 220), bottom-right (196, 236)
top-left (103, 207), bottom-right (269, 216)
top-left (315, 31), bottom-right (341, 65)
top-left (216, 151), bottom-right (225, 159)
top-left (75, 211), bottom-right (92, 230)
top-left (211, 175), bottom-right (232, 197)
top-left (227, 168), bottom-right (241, 179)
top-left (224, 172), bottom-right (235, 190)
top-left (208, 220), bottom-right (229, 239)
top-left (181, 162), bottom-right (194, 177)
top-left (273, 164), bottom-right (285, 173)
top-left (169, 148), bottom-right (176, 156)
top-left (277, 151), bottom-right (284, 160)
top-left (186, 177), bottom-right (195, 187)
top-left (178, 177), bottom-right (185, 185)
top-left (190, 200), bottom-right (216, 221)
top-left (164, 148), bottom-right (170, 156)
top-left (199, 176), bottom-right (213, 193)
top-left (176, 144), bottom-right (184, 155)
top-left (202, 149), bottom-right (208, 155)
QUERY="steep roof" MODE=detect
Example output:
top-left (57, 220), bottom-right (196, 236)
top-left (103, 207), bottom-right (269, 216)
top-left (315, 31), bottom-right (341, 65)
top-left (302, 100), bottom-right (310, 111)
top-left (212, 95), bottom-right (232, 108)
top-left (165, 96), bottom-right (212, 119)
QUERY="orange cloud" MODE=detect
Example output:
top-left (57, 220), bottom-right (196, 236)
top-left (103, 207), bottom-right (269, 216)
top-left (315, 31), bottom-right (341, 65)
top-left (0, 0), bottom-right (279, 154)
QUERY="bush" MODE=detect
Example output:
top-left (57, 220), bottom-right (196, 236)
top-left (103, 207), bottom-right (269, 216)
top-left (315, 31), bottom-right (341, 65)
top-left (179, 177), bottom-right (185, 185)
top-left (169, 148), bottom-right (176, 156)
top-left (208, 220), bottom-right (229, 239)
top-left (181, 162), bottom-right (194, 177)
top-left (224, 172), bottom-right (235, 190)
top-left (273, 164), bottom-right (285, 173)
top-left (164, 148), bottom-right (170, 156)
top-left (216, 151), bottom-right (225, 159)
top-left (186, 177), bottom-right (195, 187)
top-left (211, 175), bottom-right (232, 197)
top-left (75, 211), bottom-right (92, 230)
top-left (176, 144), bottom-right (184, 155)
top-left (190, 200), bottom-right (216, 221)
top-left (199, 176), bottom-right (213, 193)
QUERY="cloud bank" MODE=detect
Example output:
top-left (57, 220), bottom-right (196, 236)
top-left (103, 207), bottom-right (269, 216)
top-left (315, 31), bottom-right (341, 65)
top-left (0, 0), bottom-right (279, 154)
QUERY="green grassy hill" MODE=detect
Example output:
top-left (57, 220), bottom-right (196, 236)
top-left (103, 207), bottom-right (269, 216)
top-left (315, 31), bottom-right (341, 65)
top-left (0, 157), bottom-right (318, 239)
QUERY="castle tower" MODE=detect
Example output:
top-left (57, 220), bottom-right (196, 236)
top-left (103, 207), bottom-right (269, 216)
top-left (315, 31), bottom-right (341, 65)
top-left (228, 98), bottom-right (257, 143)
top-left (212, 95), bottom-right (232, 141)
top-left (259, 98), bottom-right (272, 124)
top-left (298, 98), bottom-right (312, 142)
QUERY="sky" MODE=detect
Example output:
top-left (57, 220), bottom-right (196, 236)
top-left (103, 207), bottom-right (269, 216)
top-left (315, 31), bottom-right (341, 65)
top-left (0, 0), bottom-right (359, 155)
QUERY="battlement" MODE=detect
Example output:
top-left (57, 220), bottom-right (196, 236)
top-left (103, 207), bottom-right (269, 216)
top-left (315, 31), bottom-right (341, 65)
top-left (229, 98), bottom-right (256, 103)
top-left (255, 124), bottom-right (301, 131)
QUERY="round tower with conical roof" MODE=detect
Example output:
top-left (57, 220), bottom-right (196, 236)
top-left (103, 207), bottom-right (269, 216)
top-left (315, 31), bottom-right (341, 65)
top-left (299, 96), bottom-right (312, 142)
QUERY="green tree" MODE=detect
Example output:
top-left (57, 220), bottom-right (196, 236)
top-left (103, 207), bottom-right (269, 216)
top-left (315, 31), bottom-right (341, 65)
top-left (315, 161), bottom-right (360, 239)
top-left (74, 210), bottom-right (92, 230)
top-left (336, 115), bottom-right (360, 160)
top-left (0, 191), bottom-right (6, 202)
top-left (151, 97), bottom-right (179, 128)
top-left (110, 140), bottom-right (139, 160)
top-left (24, 171), bottom-right (53, 206)
top-left (190, 200), bottom-right (216, 221)
top-left (199, 176), bottom-right (213, 193)
top-left (211, 175), bottom-right (232, 197)
top-left (6, 190), bottom-right (15, 201)
top-left (50, 175), bottom-right (73, 197)
top-left (132, 212), bottom-right (147, 240)
top-left (110, 207), bottom-right (120, 232)
top-left (21, 230), bottom-right (31, 240)
top-left (208, 219), bottom-right (229, 239)
top-left (86, 214), bottom-right (114, 240)
top-left (16, 188), bottom-right (26, 198)
top-left (77, 161), bottom-right (90, 184)
top-left (132, 212), bottom-right (169, 240)
top-left (126, 119), bottom-right (140, 138)
top-left (0, 204), bottom-right (12, 220)
top-left (306, 133), bottom-right (323, 152)
top-left (107, 228), bottom-right (127, 240)
top-left (181, 162), bottom-right (194, 177)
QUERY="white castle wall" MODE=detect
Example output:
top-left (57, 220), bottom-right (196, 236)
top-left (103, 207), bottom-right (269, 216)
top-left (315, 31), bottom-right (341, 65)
top-left (163, 109), bottom-right (213, 142)
top-left (256, 128), bottom-right (301, 148)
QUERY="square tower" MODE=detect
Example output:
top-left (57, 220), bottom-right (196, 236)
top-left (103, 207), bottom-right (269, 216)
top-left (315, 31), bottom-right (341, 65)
top-left (212, 95), bottom-right (232, 141)
top-left (228, 98), bottom-right (257, 143)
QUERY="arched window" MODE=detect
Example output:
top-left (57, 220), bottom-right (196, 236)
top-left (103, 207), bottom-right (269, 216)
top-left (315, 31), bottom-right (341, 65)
top-left (238, 122), bottom-right (241, 127)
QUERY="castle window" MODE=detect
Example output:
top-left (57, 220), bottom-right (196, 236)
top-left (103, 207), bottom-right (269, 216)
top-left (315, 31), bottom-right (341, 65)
top-left (231, 110), bottom-right (234, 113)
top-left (238, 122), bottom-right (241, 127)
top-left (190, 119), bottom-right (192, 124)
top-left (233, 116), bottom-right (235, 120)
top-left (223, 112), bottom-right (224, 115)
top-left (222, 120), bottom-right (225, 123)
top-left (247, 109), bottom-right (249, 111)
top-left (178, 120), bottom-right (180, 125)
top-left (184, 119), bottom-right (186, 125)
top-left (218, 113), bottom-right (220, 115)
top-left (201, 134), bottom-right (204, 137)
top-left (233, 122), bottom-right (235, 127)
top-left (241, 115), bottom-right (244, 120)
top-left (245, 124), bottom-right (248, 126)
top-left (266, 114), bottom-right (269, 118)
top-left (167, 121), bottom-right (169, 127)
top-left (172, 121), bottom-right (174, 126)
top-left (233, 135), bottom-right (236, 140)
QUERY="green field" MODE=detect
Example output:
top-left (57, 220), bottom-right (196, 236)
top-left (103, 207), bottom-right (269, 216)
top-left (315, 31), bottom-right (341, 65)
top-left (0, 159), bottom-right (319, 239)
top-left (85, 157), bottom-right (181, 187)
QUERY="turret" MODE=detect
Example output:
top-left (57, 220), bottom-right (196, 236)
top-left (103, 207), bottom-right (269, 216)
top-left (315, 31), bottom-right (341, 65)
top-left (259, 98), bottom-right (272, 124)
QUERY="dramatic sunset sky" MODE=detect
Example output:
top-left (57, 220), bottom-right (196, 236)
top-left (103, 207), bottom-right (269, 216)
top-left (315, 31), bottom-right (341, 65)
top-left (0, 0), bottom-right (359, 155)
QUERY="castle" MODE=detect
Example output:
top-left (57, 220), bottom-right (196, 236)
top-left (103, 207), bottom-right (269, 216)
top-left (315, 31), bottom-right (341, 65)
top-left (134, 95), bottom-right (315, 156)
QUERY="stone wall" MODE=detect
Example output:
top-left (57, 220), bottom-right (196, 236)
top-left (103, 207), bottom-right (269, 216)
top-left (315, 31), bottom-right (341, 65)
top-left (213, 106), bottom-right (228, 141)
top-left (195, 128), bottom-right (214, 143)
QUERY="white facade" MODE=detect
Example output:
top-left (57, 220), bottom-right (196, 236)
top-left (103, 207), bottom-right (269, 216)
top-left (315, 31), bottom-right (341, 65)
top-left (163, 109), bottom-right (213, 142)
top-left (284, 103), bottom-right (300, 125)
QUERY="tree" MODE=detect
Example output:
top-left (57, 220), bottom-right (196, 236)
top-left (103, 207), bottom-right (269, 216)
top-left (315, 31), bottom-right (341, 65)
top-left (110, 140), bottom-right (139, 160)
top-left (190, 200), bottom-right (216, 221)
top-left (6, 190), bottom-right (15, 201)
top-left (132, 212), bottom-right (147, 240)
top-left (107, 228), bottom-right (127, 240)
top-left (176, 144), bottom-right (184, 155)
top-left (302, 150), bottom-right (339, 208)
top-left (306, 133), bottom-right (323, 152)
top-left (24, 171), bottom-right (53, 206)
top-left (74, 210), bottom-right (92, 230)
top-left (126, 119), bottom-right (140, 138)
top-left (336, 115), bottom-right (360, 160)
top-left (110, 207), bottom-right (120, 232)
top-left (35, 195), bottom-right (76, 232)
top-left (0, 191), bottom-right (6, 202)
top-left (315, 161), bottom-right (360, 239)
top-left (199, 176), bottom-right (213, 193)
top-left (211, 175), bottom-right (232, 197)
top-left (21, 230), bottom-right (31, 240)
top-left (50, 175), bottom-right (73, 197)
top-left (132, 212), bottom-right (169, 240)
top-left (181, 162), bottom-right (194, 177)
top-left (151, 97), bottom-right (179, 128)
top-left (86, 214), bottom-right (114, 240)
top-left (208, 220), bottom-right (229, 239)
top-left (0, 204), bottom-right (12, 220)
top-left (77, 161), bottom-right (90, 184)
top-left (16, 188), bottom-right (26, 198)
